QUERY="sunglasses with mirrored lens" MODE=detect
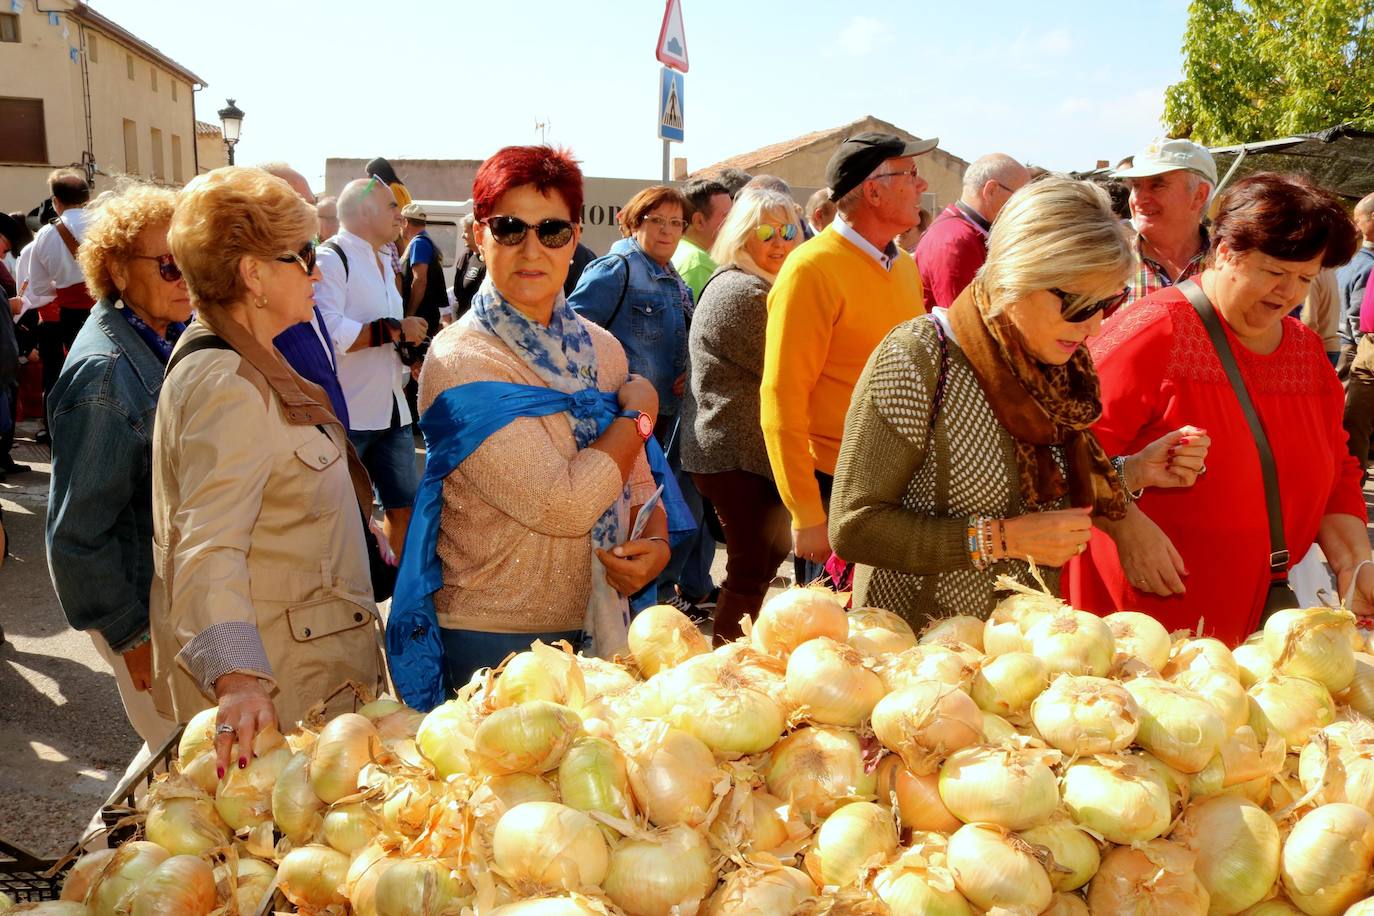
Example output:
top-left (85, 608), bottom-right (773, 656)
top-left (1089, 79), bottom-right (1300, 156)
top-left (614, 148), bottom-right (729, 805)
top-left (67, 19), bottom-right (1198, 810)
top-left (481, 215), bottom-right (576, 249)
top-left (1050, 287), bottom-right (1130, 323)
top-left (131, 253), bottom-right (182, 283)
top-left (755, 223), bottom-right (799, 243)
top-left (276, 240), bottom-right (318, 275)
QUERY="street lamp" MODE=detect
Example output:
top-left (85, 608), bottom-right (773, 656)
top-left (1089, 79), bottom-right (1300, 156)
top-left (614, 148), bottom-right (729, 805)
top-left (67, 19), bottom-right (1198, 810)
top-left (217, 98), bottom-right (244, 165)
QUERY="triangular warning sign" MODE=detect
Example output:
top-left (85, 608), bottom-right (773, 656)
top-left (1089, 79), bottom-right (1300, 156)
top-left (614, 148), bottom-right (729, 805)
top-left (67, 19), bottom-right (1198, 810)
top-left (656, 0), bottom-right (688, 72)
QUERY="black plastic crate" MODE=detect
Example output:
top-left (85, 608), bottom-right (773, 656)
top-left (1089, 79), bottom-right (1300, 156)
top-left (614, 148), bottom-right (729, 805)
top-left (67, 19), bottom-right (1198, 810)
top-left (98, 725), bottom-right (184, 847)
top-left (0, 838), bottom-right (68, 903)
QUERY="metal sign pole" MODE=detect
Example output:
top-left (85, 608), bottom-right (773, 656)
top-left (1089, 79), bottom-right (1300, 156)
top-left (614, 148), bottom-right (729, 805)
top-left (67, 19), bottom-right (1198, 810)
top-left (662, 140), bottom-right (670, 182)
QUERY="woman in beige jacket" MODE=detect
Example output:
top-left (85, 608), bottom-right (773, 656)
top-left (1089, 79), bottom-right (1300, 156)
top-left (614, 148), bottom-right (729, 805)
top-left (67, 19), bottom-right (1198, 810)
top-left (150, 167), bottom-right (383, 777)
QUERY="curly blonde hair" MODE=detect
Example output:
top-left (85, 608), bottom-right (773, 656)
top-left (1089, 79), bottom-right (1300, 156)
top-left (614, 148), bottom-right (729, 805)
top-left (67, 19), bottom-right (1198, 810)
top-left (169, 166), bottom-right (318, 310)
top-left (77, 180), bottom-right (178, 302)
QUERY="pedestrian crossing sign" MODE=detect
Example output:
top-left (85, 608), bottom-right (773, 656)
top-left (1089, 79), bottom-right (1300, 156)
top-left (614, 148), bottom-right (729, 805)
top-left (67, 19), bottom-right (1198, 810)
top-left (658, 67), bottom-right (684, 143)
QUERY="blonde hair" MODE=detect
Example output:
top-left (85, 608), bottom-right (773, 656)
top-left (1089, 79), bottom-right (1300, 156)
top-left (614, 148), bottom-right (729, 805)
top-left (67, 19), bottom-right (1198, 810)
top-left (710, 189), bottom-right (800, 269)
top-left (168, 166), bottom-right (319, 310)
top-left (977, 175), bottom-right (1133, 316)
top-left (77, 179), bottom-right (178, 302)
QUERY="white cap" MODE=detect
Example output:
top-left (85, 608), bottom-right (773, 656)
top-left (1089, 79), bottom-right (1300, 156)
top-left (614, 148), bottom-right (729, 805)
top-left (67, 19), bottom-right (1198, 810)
top-left (1113, 138), bottom-right (1217, 185)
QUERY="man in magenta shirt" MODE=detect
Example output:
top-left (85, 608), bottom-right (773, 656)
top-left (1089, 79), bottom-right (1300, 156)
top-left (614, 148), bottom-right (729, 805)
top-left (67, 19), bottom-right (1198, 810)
top-left (913, 153), bottom-right (1030, 308)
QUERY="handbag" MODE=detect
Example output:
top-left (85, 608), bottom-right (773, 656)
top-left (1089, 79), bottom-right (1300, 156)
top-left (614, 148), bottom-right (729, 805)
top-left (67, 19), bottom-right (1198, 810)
top-left (1178, 280), bottom-right (1299, 620)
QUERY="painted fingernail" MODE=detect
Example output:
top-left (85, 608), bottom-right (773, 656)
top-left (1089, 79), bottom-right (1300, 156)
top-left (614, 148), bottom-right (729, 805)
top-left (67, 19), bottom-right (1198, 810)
top-left (216, 766), bottom-right (225, 779)
top-left (1180, 437), bottom-right (1190, 445)
top-left (238, 757), bottom-right (248, 769)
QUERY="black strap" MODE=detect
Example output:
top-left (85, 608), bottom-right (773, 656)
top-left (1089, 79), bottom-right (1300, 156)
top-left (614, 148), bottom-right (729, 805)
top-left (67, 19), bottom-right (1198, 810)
top-left (321, 240), bottom-right (349, 279)
top-left (164, 332), bottom-right (231, 378)
top-left (1179, 279), bottom-right (1289, 577)
top-left (603, 253), bottom-right (632, 327)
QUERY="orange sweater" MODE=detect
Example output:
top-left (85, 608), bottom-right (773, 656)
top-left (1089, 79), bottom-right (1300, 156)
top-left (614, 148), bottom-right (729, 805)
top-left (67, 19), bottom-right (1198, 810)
top-left (761, 226), bottom-right (924, 529)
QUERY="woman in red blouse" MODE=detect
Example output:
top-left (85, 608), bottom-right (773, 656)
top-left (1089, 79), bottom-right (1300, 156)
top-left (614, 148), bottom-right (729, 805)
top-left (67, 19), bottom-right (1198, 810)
top-left (1066, 173), bottom-right (1369, 646)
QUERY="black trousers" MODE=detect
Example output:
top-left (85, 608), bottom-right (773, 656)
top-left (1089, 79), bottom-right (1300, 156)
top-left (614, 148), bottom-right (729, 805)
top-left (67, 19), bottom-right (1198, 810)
top-left (38, 308), bottom-right (89, 425)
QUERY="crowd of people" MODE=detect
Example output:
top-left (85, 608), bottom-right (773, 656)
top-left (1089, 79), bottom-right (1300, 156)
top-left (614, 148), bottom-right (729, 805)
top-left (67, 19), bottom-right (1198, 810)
top-left (4, 128), bottom-right (1374, 766)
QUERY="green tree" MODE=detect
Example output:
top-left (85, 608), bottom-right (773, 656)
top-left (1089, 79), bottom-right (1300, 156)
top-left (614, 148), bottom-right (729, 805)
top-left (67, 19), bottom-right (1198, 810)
top-left (1164, 0), bottom-right (1374, 145)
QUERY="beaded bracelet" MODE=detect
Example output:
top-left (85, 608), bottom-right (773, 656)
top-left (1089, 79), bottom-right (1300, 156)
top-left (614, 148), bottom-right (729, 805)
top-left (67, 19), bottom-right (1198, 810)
top-left (966, 516), bottom-right (984, 570)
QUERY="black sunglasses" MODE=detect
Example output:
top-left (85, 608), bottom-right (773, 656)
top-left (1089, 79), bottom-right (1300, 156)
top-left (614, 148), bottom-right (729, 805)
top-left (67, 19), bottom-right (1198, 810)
top-left (276, 240), bottom-right (318, 275)
top-left (481, 215), bottom-right (576, 249)
top-left (1050, 287), bottom-right (1129, 323)
top-left (131, 252), bottom-right (182, 283)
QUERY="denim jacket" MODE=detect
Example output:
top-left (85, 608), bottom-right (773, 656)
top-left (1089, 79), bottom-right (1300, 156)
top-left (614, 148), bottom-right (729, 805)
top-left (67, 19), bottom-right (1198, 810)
top-left (568, 238), bottom-right (690, 416)
top-left (46, 299), bottom-right (162, 651)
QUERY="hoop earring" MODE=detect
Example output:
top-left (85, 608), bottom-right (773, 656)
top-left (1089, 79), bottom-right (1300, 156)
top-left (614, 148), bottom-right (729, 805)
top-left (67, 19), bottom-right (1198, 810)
top-left (257, 295), bottom-right (268, 309)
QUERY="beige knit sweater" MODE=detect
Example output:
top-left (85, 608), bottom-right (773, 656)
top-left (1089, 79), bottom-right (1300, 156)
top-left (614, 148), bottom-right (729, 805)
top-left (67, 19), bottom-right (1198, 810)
top-left (418, 315), bottom-right (656, 634)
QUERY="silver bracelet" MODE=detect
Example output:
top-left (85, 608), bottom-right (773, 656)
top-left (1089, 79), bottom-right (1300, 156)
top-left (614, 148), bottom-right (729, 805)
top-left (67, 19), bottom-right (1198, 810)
top-left (1111, 456), bottom-right (1145, 501)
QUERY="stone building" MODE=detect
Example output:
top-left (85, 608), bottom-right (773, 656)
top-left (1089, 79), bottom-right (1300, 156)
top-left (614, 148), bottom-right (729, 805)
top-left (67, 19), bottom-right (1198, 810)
top-left (0, 0), bottom-right (208, 210)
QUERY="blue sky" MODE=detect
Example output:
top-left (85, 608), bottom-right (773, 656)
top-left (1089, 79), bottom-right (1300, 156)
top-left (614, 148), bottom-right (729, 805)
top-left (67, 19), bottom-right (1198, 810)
top-left (93, 0), bottom-right (1192, 187)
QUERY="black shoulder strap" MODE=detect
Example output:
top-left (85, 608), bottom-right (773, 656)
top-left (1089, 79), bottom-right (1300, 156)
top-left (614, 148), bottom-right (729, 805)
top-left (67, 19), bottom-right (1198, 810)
top-left (321, 239), bottom-right (349, 279)
top-left (165, 333), bottom-right (231, 379)
top-left (603, 253), bottom-right (632, 327)
top-left (1179, 279), bottom-right (1289, 577)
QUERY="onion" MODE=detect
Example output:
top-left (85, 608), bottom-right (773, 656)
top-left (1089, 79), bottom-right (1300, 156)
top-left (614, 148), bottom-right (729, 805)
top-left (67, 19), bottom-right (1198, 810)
top-left (143, 792), bottom-right (228, 857)
top-left (1061, 754), bottom-right (1171, 844)
top-left (871, 681), bottom-right (983, 774)
top-left (379, 777), bottom-right (441, 837)
top-left (372, 858), bottom-right (468, 916)
top-left (1172, 795), bottom-right (1280, 914)
top-left (416, 697), bottom-right (478, 779)
top-left (1298, 720), bottom-right (1374, 812)
top-left (1238, 901), bottom-right (1303, 915)
top-left (344, 842), bottom-right (395, 915)
top-left (784, 637), bottom-right (885, 727)
top-left (474, 700), bottom-right (583, 775)
top-left (492, 801), bottom-right (610, 891)
top-left (1234, 640), bottom-right (1275, 689)
top-left (981, 713), bottom-right (1020, 744)
top-left (1126, 677), bottom-right (1226, 772)
top-left (60, 848), bottom-right (114, 902)
top-left (178, 751), bottom-right (219, 795)
top-left (873, 845), bottom-right (973, 915)
top-left (1018, 818), bottom-right (1100, 892)
top-left (1104, 611), bottom-right (1172, 672)
top-left (879, 645), bottom-right (972, 692)
top-left (311, 713), bottom-right (381, 802)
top-left (603, 824), bottom-right (715, 915)
top-left (803, 801), bottom-right (898, 887)
top-left (271, 751), bottom-right (324, 843)
top-left (490, 899), bottom-right (608, 915)
top-left (278, 844), bottom-right (350, 909)
top-left (946, 823), bottom-right (1052, 914)
top-left (667, 682), bottom-right (784, 757)
top-left (619, 721), bottom-right (718, 827)
top-left (1087, 840), bottom-right (1210, 915)
top-left (1280, 803), bottom-right (1374, 916)
top-left (752, 587), bottom-right (848, 658)
top-left (1026, 610), bottom-right (1115, 677)
top-left (847, 608), bottom-right (918, 657)
top-left (493, 650), bottom-right (574, 707)
top-left (1346, 901), bottom-right (1374, 916)
top-left (920, 614), bottom-right (986, 651)
top-left (1043, 894), bottom-right (1090, 916)
top-left (177, 707), bottom-right (218, 763)
top-left (1247, 676), bottom-right (1336, 750)
top-left (214, 739), bottom-right (290, 830)
top-left (1031, 674), bottom-right (1139, 755)
top-left (129, 855), bottom-right (215, 916)
top-left (983, 592), bottom-right (1063, 656)
top-left (229, 857), bottom-right (276, 914)
top-left (15, 902), bottom-right (92, 915)
top-left (1338, 653), bottom-right (1374, 719)
top-left (740, 790), bottom-right (795, 853)
top-left (704, 864), bottom-right (815, 915)
top-left (1163, 637), bottom-right (1240, 681)
top-left (1264, 607), bottom-right (1358, 692)
top-left (765, 725), bottom-right (876, 820)
top-left (1174, 669), bottom-right (1249, 734)
top-left (558, 736), bottom-right (634, 828)
top-left (85, 841), bottom-right (169, 916)
top-left (938, 744), bottom-right (1059, 830)
top-left (875, 755), bottom-right (960, 832)
top-left (970, 652), bottom-right (1048, 720)
top-left (627, 604), bottom-right (709, 676)
top-left (322, 801), bottom-right (379, 855)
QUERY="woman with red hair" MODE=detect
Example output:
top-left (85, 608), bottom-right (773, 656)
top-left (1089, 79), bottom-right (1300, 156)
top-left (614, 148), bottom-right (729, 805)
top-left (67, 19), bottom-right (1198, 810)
top-left (388, 146), bottom-right (675, 704)
top-left (1066, 173), bottom-right (1370, 645)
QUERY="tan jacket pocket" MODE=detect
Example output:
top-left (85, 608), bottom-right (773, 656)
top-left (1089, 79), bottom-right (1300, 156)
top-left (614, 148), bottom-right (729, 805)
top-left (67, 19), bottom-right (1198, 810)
top-left (294, 436), bottom-right (342, 472)
top-left (285, 594), bottom-right (375, 642)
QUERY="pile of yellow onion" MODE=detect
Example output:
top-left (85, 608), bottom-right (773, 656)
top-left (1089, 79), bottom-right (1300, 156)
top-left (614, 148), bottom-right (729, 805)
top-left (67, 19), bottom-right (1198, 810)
top-left (35, 590), bottom-right (1374, 915)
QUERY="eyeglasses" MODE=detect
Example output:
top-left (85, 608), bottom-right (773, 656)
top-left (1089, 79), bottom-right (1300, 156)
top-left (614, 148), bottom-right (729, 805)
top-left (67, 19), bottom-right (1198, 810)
top-left (641, 214), bottom-right (688, 232)
top-left (276, 240), bottom-right (318, 275)
top-left (130, 253), bottom-right (182, 283)
top-left (870, 167), bottom-right (921, 182)
top-left (1050, 287), bottom-right (1129, 323)
top-left (480, 215), bottom-right (576, 249)
top-left (754, 223), bottom-right (799, 243)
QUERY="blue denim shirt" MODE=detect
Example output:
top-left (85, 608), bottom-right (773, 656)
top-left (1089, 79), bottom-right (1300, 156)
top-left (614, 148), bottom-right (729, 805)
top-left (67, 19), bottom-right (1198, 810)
top-left (568, 238), bottom-right (691, 416)
top-left (45, 300), bottom-right (162, 651)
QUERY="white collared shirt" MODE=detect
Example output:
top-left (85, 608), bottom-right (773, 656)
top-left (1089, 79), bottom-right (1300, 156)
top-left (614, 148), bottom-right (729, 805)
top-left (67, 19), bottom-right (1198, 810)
top-left (23, 208), bottom-right (90, 311)
top-left (832, 214), bottom-right (900, 271)
top-left (313, 229), bottom-right (411, 431)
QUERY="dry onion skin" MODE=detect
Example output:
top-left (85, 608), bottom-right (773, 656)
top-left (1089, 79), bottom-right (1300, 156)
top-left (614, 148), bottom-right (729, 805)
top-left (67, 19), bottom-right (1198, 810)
top-left (870, 681), bottom-right (983, 775)
top-left (629, 603), bottom-right (710, 676)
top-left (703, 865), bottom-right (815, 915)
top-left (1031, 674), bottom-right (1139, 755)
top-left (872, 845), bottom-right (974, 916)
top-left (1298, 720), bottom-right (1374, 812)
top-left (1163, 637), bottom-right (1241, 681)
top-left (619, 721), bottom-right (719, 828)
top-left (766, 725), bottom-right (877, 820)
top-left (751, 587), bottom-right (848, 658)
top-left (1087, 840), bottom-right (1210, 915)
top-left (1172, 794), bottom-right (1280, 915)
top-left (1279, 802), bottom-right (1374, 916)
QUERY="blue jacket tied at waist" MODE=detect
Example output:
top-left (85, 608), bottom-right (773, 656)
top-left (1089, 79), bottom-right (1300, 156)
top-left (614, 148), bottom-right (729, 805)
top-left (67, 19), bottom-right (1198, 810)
top-left (386, 379), bottom-right (692, 711)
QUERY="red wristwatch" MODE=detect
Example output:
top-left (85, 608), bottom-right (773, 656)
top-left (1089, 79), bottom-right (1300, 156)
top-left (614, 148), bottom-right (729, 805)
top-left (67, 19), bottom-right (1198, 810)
top-left (619, 409), bottom-right (653, 442)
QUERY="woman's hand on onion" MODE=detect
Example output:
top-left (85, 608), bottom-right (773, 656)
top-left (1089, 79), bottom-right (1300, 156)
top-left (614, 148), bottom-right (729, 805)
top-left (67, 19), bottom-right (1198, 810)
top-left (597, 538), bottom-right (671, 597)
top-left (1107, 507), bottom-right (1188, 597)
top-left (1338, 560), bottom-right (1374, 617)
top-left (1128, 426), bottom-right (1210, 490)
top-left (212, 672), bottom-right (278, 778)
